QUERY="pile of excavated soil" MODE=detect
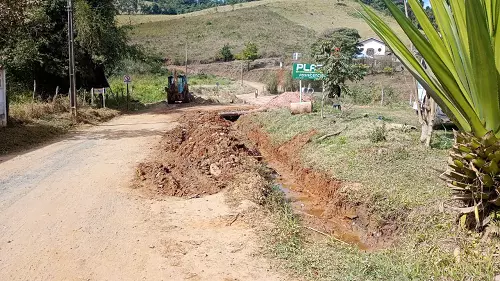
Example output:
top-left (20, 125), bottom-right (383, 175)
top-left (137, 111), bottom-right (265, 198)
top-left (266, 92), bottom-right (313, 108)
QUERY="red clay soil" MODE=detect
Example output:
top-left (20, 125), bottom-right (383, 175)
top-left (137, 109), bottom-right (393, 248)
top-left (241, 125), bottom-right (345, 209)
top-left (237, 119), bottom-right (395, 248)
top-left (137, 111), bottom-right (262, 198)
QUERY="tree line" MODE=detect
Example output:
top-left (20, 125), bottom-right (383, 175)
top-left (361, 0), bottom-right (436, 27)
top-left (115, 0), bottom-right (259, 15)
top-left (0, 0), bottom-right (149, 98)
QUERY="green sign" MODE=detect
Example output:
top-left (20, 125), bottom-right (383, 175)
top-left (292, 63), bottom-right (325, 80)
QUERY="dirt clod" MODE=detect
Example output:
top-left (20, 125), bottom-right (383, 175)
top-left (210, 164), bottom-right (222, 177)
top-left (137, 111), bottom-right (262, 198)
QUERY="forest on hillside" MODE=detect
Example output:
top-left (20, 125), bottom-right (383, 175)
top-left (0, 0), bottom-right (139, 96)
top-left (115, 0), bottom-right (260, 15)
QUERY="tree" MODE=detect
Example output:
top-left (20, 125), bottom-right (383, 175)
top-left (311, 29), bottom-right (366, 117)
top-left (240, 42), bottom-right (259, 61)
top-left (114, 0), bottom-right (140, 14)
top-left (317, 28), bottom-right (362, 57)
top-left (132, 0), bottom-right (256, 15)
top-left (75, 0), bottom-right (128, 70)
top-left (217, 44), bottom-right (234, 62)
top-left (237, 42), bottom-right (259, 71)
top-left (362, 0), bottom-right (500, 230)
top-left (0, 0), bottom-right (40, 34)
top-left (0, 0), bottom-right (129, 97)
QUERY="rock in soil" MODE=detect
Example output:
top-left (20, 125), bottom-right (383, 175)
top-left (209, 163), bottom-right (222, 177)
top-left (137, 111), bottom-right (262, 198)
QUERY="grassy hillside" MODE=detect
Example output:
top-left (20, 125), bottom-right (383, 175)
top-left (117, 0), bottom-right (278, 25)
top-left (125, 0), bottom-right (405, 63)
top-left (129, 6), bottom-right (316, 63)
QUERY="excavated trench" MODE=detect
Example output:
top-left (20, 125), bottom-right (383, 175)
top-left (236, 119), bottom-right (395, 250)
top-left (273, 177), bottom-right (370, 250)
top-left (137, 110), bottom-right (393, 250)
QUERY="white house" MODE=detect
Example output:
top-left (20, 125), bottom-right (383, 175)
top-left (359, 37), bottom-right (386, 57)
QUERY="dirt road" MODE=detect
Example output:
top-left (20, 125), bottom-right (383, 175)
top-left (237, 81), bottom-right (275, 106)
top-left (0, 105), bottom-right (285, 281)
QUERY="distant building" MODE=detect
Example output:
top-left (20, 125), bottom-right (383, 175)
top-left (359, 38), bottom-right (387, 57)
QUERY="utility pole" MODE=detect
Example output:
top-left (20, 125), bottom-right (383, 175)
top-left (185, 41), bottom-right (188, 76)
top-left (67, 0), bottom-right (77, 117)
top-left (241, 61), bottom-right (244, 86)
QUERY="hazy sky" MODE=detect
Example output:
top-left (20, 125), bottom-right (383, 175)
top-left (424, 0), bottom-right (431, 7)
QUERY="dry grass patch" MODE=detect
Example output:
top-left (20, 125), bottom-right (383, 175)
top-left (126, 0), bottom-right (406, 63)
top-left (0, 99), bottom-right (119, 155)
top-left (130, 6), bottom-right (315, 63)
top-left (116, 0), bottom-right (279, 26)
top-left (266, 0), bottom-right (405, 39)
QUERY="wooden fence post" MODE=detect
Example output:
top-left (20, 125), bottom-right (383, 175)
top-left (53, 86), bottom-right (59, 104)
top-left (103, 88), bottom-right (106, 108)
top-left (381, 88), bottom-right (385, 106)
top-left (32, 80), bottom-right (36, 101)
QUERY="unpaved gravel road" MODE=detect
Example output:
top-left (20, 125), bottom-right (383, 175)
top-left (237, 81), bottom-right (275, 106)
top-left (0, 105), bottom-right (286, 281)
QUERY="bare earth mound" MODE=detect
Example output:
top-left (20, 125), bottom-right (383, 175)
top-left (266, 92), bottom-right (313, 108)
top-left (137, 111), bottom-right (262, 198)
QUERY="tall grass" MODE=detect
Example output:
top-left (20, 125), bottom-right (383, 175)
top-left (2, 97), bottom-right (118, 154)
top-left (108, 73), bottom-right (232, 104)
top-left (247, 107), bottom-right (499, 280)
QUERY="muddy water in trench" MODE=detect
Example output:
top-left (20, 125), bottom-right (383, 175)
top-left (273, 174), bottom-right (370, 251)
top-left (233, 120), bottom-right (373, 250)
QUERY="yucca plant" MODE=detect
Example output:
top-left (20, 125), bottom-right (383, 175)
top-left (360, 0), bottom-right (500, 229)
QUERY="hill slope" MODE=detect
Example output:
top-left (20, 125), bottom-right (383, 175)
top-left (125, 0), bottom-right (405, 63)
top-left (117, 0), bottom-right (278, 25)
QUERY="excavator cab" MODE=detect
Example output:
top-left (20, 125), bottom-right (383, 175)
top-left (166, 72), bottom-right (192, 104)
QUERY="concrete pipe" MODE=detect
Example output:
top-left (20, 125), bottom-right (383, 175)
top-left (290, 102), bottom-right (312, 114)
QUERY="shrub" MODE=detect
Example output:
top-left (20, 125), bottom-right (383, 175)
top-left (378, 87), bottom-right (396, 105)
top-left (369, 123), bottom-right (387, 143)
top-left (348, 85), bottom-right (373, 105)
top-left (431, 131), bottom-right (454, 150)
top-left (283, 71), bottom-right (298, 92)
top-left (266, 73), bottom-right (279, 95)
top-left (217, 44), bottom-right (234, 62)
top-left (240, 42), bottom-right (259, 61)
top-left (383, 66), bottom-right (394, 75)
top-left (116, 58), bottom-right (167, 75)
